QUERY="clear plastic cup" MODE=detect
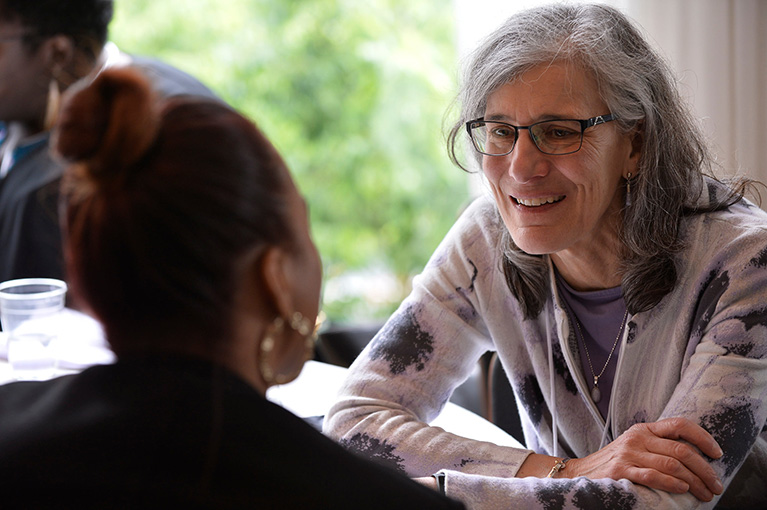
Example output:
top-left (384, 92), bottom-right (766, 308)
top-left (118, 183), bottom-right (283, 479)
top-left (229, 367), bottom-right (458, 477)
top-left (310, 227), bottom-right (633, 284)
top-left (0, 278), bottom-right (67, 380)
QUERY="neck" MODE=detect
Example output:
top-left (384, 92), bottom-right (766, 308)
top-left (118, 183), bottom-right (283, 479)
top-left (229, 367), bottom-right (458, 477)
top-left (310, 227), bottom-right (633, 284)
top-left (551, 222), bottom-right (624, 291)
top-left (551, 251), bottom-right (622, 291)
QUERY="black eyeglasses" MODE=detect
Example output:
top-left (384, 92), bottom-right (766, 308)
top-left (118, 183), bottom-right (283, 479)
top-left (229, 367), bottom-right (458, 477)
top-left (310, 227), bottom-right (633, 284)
top-left (466, 114), bottom-right (617, 156)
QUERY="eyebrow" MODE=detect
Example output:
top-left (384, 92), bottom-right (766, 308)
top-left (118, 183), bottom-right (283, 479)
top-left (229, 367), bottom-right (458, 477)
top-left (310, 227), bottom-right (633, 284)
top-left (483, 113), bottom-right (578, 123)
top-left (483, 113), bottom-right (512, 122)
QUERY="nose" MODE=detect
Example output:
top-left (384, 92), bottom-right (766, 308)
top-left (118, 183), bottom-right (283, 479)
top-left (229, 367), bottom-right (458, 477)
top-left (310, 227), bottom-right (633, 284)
top-left (504, 128), bottom-right (549, 183)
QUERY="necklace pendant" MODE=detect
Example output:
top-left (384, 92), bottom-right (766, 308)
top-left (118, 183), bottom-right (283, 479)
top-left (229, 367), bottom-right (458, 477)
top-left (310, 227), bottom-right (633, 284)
top-left (591, 377), bottom-right (601, 403)
top-left (567, 307), bottom-right (627, 407)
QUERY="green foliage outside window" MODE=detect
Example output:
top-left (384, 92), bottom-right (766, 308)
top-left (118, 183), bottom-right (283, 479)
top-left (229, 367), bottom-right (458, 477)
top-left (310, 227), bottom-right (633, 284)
top-left (110, 0), bottom-right (471, 323)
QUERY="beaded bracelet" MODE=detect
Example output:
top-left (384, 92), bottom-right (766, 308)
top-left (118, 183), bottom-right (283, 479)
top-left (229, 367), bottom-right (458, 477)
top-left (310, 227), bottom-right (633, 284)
top-left (546, 457), bottom-right (571, 478)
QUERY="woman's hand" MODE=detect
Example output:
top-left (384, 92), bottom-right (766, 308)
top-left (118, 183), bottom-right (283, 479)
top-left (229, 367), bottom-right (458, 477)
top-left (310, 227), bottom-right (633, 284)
top-left (561, 417), bottom-right (724, 501)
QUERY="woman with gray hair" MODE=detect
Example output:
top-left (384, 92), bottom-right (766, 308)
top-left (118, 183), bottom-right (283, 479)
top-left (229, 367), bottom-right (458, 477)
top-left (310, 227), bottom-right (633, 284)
top-left (326, 3), bottom-right (766, 509)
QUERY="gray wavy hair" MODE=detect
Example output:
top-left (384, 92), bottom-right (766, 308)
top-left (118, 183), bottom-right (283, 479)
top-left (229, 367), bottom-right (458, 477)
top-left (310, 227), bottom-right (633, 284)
top-left (446, 2), bottom-right (746, 318)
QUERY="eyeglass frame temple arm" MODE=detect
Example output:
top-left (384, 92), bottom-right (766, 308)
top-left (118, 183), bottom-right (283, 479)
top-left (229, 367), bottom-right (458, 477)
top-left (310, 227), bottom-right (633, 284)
top-left (466, 113), bottom-right (617, 132)
top-left (583, 113), bottom-right (616, 129)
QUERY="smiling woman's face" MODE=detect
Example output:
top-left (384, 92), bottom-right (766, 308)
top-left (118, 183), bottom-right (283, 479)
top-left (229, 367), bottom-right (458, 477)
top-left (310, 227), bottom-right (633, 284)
top-left (482, 62), bottom-right (638, 260)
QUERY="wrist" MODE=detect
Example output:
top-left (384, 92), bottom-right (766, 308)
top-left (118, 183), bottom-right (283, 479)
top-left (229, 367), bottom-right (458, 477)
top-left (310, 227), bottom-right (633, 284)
top-left (560, 456), bottom-right (578, 478)
top-left (546, 457), bottom-right (571, 478)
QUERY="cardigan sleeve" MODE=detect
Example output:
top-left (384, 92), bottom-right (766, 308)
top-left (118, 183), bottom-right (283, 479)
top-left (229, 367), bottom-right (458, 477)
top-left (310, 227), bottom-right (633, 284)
top-left (324, 198), bottom-right (535, 478)
top-left (652, 211), bottom-right (767, 508)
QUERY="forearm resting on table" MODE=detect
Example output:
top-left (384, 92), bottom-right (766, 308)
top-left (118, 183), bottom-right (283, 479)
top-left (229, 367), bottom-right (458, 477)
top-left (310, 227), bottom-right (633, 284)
top-left (515, 418), bottom-right (725, 502)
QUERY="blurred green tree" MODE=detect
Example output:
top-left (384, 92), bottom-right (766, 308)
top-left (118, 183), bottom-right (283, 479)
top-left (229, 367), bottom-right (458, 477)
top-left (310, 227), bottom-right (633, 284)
top-left (110, 0), bottom-right (471, 323)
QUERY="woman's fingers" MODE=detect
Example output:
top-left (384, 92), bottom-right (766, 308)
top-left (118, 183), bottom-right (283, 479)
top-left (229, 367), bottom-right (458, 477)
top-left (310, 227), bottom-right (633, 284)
top-left (642, 434), bottom-right (724, 498)
top-left (618, 419), bottom-right (724, 499)
top-left (623, 464), bottom-right (690, 494)
top-left (567, 418), bottom-right (725, 501)
top-left (624, 451), bottom-right (716, 502)
top-left (646, 417), bottom-right (724, 459)
top-left (623, 465), bottom-right (714, 502)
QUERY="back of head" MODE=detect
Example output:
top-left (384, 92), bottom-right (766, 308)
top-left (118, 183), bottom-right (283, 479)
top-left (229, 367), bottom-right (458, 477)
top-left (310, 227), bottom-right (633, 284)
top-left (54, 68), bottom-right (294, 354)
top-left (0, 0), bottom-right (112, 59)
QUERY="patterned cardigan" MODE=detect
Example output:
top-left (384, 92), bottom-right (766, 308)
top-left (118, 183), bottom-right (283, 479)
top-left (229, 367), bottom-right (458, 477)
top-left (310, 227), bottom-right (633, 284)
top-left (325, 188), bottom-right (767, 509)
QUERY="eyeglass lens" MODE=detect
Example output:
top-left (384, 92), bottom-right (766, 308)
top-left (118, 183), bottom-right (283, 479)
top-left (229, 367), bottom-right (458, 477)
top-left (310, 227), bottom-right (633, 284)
top-left (470, 120), bottom-right (584, 156)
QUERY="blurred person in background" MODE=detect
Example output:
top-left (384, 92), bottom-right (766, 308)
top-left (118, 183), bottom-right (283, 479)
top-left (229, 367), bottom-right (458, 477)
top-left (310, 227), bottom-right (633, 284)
top-left (0, 0), bottom-right (215, 283)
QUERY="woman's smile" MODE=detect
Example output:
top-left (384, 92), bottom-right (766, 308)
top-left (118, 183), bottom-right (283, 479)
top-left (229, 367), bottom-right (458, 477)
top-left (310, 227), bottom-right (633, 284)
top-left (511, 194), bottom-right (566, 208)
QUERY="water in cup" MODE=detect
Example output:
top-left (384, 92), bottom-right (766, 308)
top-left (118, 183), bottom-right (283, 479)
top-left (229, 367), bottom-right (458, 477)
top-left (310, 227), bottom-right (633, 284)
top-left (0, 278), bottom-right (67, 380)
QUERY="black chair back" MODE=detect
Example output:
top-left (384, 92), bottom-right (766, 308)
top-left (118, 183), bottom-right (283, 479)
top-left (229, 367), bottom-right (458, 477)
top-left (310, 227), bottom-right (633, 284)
top-left (488, 352), bottom-right (525, 445)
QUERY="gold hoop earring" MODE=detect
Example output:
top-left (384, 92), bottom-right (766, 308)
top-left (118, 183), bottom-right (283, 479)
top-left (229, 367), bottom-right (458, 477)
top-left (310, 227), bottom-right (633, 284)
top-left (258, 312), bottom-right (316, 386)
top-left (43, 78), bottom-right (61, 131)
top-left (625, 172), bottom-right (633, 208)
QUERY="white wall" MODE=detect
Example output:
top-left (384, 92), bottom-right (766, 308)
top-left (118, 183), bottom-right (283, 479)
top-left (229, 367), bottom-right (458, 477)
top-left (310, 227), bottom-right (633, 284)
top-left (628, 0), bottom-right (767, 183)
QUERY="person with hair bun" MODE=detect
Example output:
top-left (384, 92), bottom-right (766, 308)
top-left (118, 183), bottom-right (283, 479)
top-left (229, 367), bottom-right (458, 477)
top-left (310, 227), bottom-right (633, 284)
top-left (0, 0), bottom-right (215, 285)
top-left (325, 3), bottom-right (767, 509)
top-left (0, 68), bottom-right (465, 509)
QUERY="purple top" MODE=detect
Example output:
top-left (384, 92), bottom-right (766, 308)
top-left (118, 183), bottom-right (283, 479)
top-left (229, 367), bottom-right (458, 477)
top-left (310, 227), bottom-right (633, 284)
top-left (555, 272), bottom-right (626, 419)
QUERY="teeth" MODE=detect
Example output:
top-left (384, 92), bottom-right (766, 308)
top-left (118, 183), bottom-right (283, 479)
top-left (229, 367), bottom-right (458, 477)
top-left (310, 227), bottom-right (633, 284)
top-left (515, 195), bottom-right (565, 207)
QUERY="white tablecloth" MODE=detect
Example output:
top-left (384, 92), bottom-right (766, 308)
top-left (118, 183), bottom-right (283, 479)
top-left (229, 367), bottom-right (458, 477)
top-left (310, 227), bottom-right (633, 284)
top-left (0, 313), bottom-right (521, 449)
top-left (0, 308), bottom-right (115, 384)
top-left (267, 360), bottom-right (522, 448)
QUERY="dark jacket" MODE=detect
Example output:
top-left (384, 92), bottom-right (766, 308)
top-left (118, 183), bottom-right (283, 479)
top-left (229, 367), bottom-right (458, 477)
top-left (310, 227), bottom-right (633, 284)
top-left (0, 355), bottom-right (465, 509)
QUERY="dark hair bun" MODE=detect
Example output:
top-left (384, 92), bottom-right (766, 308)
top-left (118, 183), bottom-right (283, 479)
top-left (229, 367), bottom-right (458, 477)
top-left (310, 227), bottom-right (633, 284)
top-left (54, 67), bottom-right (159, 183)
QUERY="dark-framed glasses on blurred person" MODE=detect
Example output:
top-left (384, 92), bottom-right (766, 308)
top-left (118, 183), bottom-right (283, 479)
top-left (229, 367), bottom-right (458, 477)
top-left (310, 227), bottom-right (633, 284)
top-left (466, 113), bottom-right (617, 156)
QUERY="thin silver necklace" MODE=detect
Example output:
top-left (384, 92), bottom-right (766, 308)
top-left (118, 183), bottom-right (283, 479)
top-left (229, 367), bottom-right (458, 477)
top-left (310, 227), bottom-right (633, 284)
top-left (572, 308), bottom-right (628, 403)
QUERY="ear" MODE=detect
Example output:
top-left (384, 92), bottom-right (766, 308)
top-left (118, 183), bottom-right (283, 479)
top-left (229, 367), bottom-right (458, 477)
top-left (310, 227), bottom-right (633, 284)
top-left (260, 246), bottom-right (294, 320)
